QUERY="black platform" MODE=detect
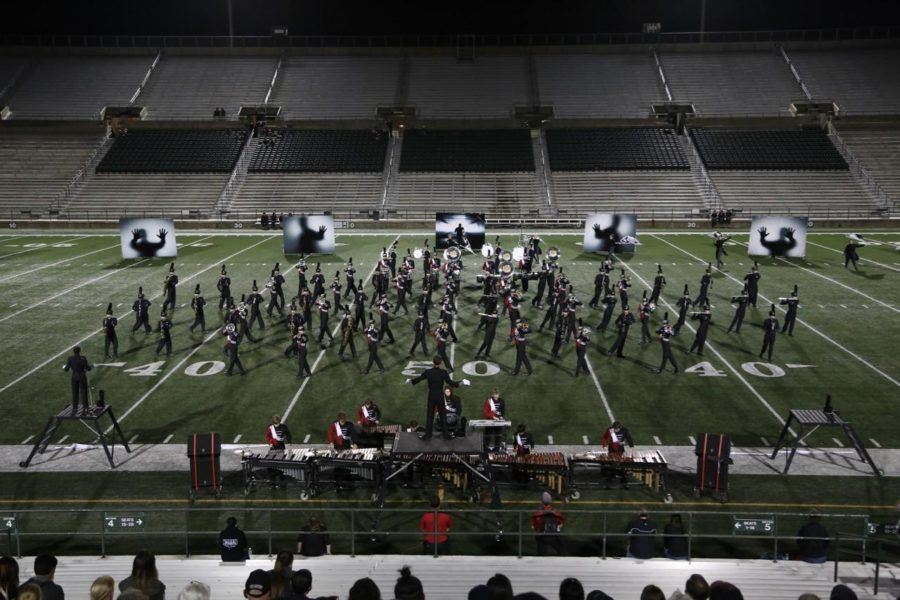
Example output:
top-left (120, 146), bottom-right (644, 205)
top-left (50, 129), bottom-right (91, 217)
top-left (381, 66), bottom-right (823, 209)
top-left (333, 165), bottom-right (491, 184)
top-left (20, 404), bottom-right (131, 469)
top-left (391, 431), bottom-right (483, 454)
top-left (770, 409), bottom-right (880, 476)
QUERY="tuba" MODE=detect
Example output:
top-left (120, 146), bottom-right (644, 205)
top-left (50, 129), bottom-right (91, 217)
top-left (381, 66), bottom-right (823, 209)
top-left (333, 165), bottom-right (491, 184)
top-left (443, 246), bottom-right (462, 264)
top-left (498, 260), bottom-right (514, 278)
top-left (499, 248), bottom-right (512, 262)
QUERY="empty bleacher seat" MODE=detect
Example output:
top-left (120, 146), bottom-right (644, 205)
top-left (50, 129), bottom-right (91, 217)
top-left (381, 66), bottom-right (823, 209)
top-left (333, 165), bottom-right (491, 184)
top-left (835, 125), bottom-right (900, 203)
top-left (96, 129), bottom-right (248, 173)
top-left (390, 172), bottom-right (543, 218)
top-left (66, 173), bottom-right (227, 216)
top-left (399, 129), bottom-right (534, 173)
top-left (549, 171), bottom-right (703, 217)
top-left (690, 129), bottom-right (847, 170)
top-left (248, 130), bottom-right (388, 173)
top-left (233, 173), bottom-right (384, 215)
top-left (546, 128), bottom-right (689, 171)
top-left (789, 48), bottom-right (900, 115)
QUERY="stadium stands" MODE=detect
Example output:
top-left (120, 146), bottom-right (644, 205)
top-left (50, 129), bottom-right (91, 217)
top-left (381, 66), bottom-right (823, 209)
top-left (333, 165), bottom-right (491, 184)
top-left (833, 125), bottom-right (900, 204)
top-left (232, 173), bottom-right (384, 215)
top-left (248, 129), bottom-right (388, 173)
top-left (690, 129), bottom-right (848, 170)
top-left (788, 48), bottom-right (900, 115)
top-left (399, 129), bottom-right (534, 172)
top-left (659, 50), bottom-right (803, 116)
top-left (535, 53), bottom-right (665, 118)
top-left (3, 56), bottom-right (153, 119)
top-left (546, 127), bottom-right (689, 171)
top-left (406, 56), bottom-right (529, 118)
top-left (136, 56), bottom-right (275, 119)
top-left (550, 171), bottom-right (703, 217)
top-left (65, 173), bottom-right (227, 216)
top-left (0, 127), bottom-right (105, 215)
top-left (389, 172), bottom-right (543, 217)
top-left (0, 57), bottom-right (33, 100)
top-left (96, 129), bottom-right (248, 173)
top-left (272, 56), bottom-right (400, 119)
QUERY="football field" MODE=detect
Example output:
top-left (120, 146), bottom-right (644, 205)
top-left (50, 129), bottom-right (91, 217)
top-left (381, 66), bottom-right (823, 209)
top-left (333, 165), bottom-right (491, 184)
top-left (1, 228), bottom-right (898, 458)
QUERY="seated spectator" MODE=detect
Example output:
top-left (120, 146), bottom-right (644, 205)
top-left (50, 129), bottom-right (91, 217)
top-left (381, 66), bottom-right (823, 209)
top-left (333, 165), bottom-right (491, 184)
top-left (420, 495), bottom-right (452, 555)
top-left (269, 550), bottom-right (294, 599)
top-left (297, 517), bottom-right (331, 557)
top-left (640, 585), bottom-right (664, 600)
top-left (798, 595), bottom-right (821, 600)
top-left (393, 567), bottom-right (424, 600)
top-left (829, 585), bottom-right (857, 600)
top-left (21, 554), bottom-right (64, 600)
top-left (0, 556), bottom-right (19, 600)
top-left (283, 569), bottom-right (337, 600)
top-left (348, 578), bottom-right (381, 600)
top-left (797, 514), bottom-right (829, 563)
top-left (486, 573), bottom-right (513, 600)
top-left (221, 516), bottom-right (250, 561)
top-left (664, 514), bottom-right (689, 560)
top-left (118, 591), bottom-right (149, 600)
top-left (176, 581), bottom-right (210, 600)
top-left (532, 492), bottom-right (564, 556)
top-left (17, 584), bottom-right (41, 600)
top-left (585, 592), bottom-right (613, 600)
top-left (670, 574), bottom-right (709, 600)
top-left (90, 575), bottom-right (115, 600)
top-left (245, 570), bottom-right (272, 600)
top-left (468, 585), bottom-right (492, 600)
top-left (559, 578), bottom-right (584, 600)
top-left (512, 594), bottom-right (548, 600)
top-left (625, 510), bottom-right (657, 559)
top-left (708, 581), bottom-right (743, 600)
top-left (118, 550), bottom-right (165, 600)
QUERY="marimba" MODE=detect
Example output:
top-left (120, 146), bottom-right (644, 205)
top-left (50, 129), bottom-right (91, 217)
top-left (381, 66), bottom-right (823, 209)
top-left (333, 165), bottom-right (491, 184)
top-left (567, 450), bottom-right (671, 502)
top-left (240, 449), bottom-right (314, 497)
top-left (488, 451), bottom-right (568, 495)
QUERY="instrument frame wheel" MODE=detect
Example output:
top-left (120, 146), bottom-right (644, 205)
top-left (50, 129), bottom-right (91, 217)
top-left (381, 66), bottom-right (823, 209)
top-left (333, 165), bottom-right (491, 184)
top-left (568, 489), bottom-right (581, 501)
top-left (299, 491), bottom-right (310, 501)
top-left (663, 493), bottom-right (674, 504)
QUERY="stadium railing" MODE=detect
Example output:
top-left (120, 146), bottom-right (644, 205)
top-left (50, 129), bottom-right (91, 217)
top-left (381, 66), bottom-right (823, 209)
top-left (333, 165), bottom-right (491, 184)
top-left (0, 506), bottom-right (893, 563)
top-left (834, 533), bottom-right (900, 595)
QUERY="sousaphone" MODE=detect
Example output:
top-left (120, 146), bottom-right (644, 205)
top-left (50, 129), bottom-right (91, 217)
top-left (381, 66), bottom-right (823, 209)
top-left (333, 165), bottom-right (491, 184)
top-left (546, 246), bottom-right (561, 262)
top-left (498, 260), bottom-right (514, 278)
top-left (499, 248), bottom-right (513, 262)
top-left (444, 246), bottom-right (462, 263)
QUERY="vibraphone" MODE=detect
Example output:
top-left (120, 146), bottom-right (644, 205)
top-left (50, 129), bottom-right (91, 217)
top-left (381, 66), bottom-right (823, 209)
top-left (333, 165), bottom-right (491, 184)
top-left (487, 451), bottom-right (568, 495)
top-left (389, 452), bottom-right (480, 495)
top-left (240, 449), bottom-right (314, 497)
top-left (567, 450), bottom-right (672, 502)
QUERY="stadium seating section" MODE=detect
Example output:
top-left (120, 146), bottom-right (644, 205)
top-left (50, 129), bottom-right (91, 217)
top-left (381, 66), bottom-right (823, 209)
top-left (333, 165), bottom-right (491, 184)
top-left (399, 129), bottom-right (534, 172)
top-left (248, 129), bottom-right (388, 173)
top-left (96, 129), bottom-right (248, 173)
top-left (689, 129), bottom-right (848, 170)
top-left (546, 128), bottom-right (689, 171)
top-left (710, 171), bottom-right (876, 214)
top-left (550, 171), bottom-right (703, 216)
top-left (234, 173), bottom-right (384, 215)
top-left (66, 173), bottom-right (229, 215)
top-left (835, 125), bottom-right (900, 204)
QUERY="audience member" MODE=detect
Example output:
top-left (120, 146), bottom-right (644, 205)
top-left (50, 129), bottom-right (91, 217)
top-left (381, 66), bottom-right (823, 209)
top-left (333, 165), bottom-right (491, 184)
top-left (297, 517), bottom-right (331, 557)
top-left (708, 581), bottom-right (743, 600)
top-left (269, 550), bottom-right (294, 599)
top-left (663, 514), bottom-right (689, 560)
top-left (532, 491), bottom-right (564, 556)
top-left (829, 585), bottom-right (857, 600)
top-left (244, 570), bottom-right (272, 600)
top-left (90, 575), bottom-right (115, 600)
top-left (486, 573), bottom-right (513, 600)
top-left (797, 514), bottom-right (829, 563)
top-left (468, 585), bottom-right (494, 600)
top-left (625, 510), bottom-right (657, 559)
top-left (797, 595), bottom-right (820, 600)
top-left (0, 556), bottom-right (19, 600)
top-left (559, 578), bottom-right (584, 600)
top-left (221, 517), bottom-right (250, 562)
top-left (21, 555), bottom-right (64, 600)
top-left (17, 584), bottom-right (40, 600)
top-left (420, 495), bottom-right (452, 555)
top-left (670, 574), bottom-right (710, 600)
top-left (176, 581), bottom-right (210, 600)
top-left (585, 592), bottom-right (613, 600)
top-left (513, 594), bottom-right (548, 600)
top-left (117, 591), bottom-right (149, 600)
top-left (282, 569), bottom-right (337, 600)
top-left (347, 577), bottom-right (381, 600)
top-left (118, 551), bottom-right (165, 600)
top-left (394, 567), bottom-right (424, 600)
top-left (639, 585), bottom-right (664, 600)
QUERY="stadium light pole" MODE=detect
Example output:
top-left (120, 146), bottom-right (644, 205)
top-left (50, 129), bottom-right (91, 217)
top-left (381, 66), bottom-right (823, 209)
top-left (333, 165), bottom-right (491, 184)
top-left (227, 0), bottom-right (234, 47)
top-left (699, 0), bottom-right (707, 42)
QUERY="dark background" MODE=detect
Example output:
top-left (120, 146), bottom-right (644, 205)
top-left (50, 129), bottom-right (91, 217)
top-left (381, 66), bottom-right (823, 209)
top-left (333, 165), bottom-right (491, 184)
top-left (2, 0), bottom-right (899, 37)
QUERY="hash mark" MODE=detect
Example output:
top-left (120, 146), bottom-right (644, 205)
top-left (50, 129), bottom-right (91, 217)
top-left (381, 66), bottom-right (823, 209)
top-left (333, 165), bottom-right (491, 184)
top-left (56, 435), bottom-right (69, 444)
top-left (21, 435), bottom-right (34, 445)
top-left (832, 438), bottom-right (844, 448)
top-left (581, 435), bottom-right (589, 444)
top-left (840, 304), bottom-right (847, 309)
top-left (303, 434), bottom-right (311, 443)
top-left (869, 438), bottom-right (882, 448)
top-left (760, 436), bottom-right (770, 446)
top-left (688, 436), bottom-right (696, 445)
top-left (547, 435), bottom-right (554, 445)
top-left (128, 435), bottom-right (139, 444)
top-left (163, 434), bottom-right (174, 444)
top-left (233, 434), bottom-right (242, 443)
top-left (653, 436), bottom-right (662, 445)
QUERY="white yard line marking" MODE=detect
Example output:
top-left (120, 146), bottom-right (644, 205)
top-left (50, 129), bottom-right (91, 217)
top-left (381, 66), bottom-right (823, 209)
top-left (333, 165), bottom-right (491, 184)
top-left (282, 237), bottom-right (399, 422)
top-left (653, 436), bottom-right (662, 445)
top-left (128, 435), bottom-right (139, 444)
top-left (869, 438), bottom-right (882, 448)
top-left (688, 435), bottom-right (696, 446)
top-left (303, 434), bottom-right (311, 443)
top-left (56, 435), bottom-right (69, 444)
top-left (586, 358), bottom-right (615, 423)
top-left (233, 434), bottom-right (242, 443)
top-left (651, 234), bottom-right (900, 389)
top-left (0, 235), bottom-right (88, 260)
top-left (0, 236), bottom-right (271, 397)
top-left (163, 434), bottom-right (174, 444)
top-left (21, 435), bottom-right (34, 445)
top-left (0, 241), bottom-right (117, 283)
top-left (547, 435), bottom-right (554, 445)
top-left (832, 438), bottom-right (844, 448)
top-left (806, 240), bottom-right (900, 273)
top-left (760, 436), bottom-right (770, 446)
top-left (582, 435), bottom-right (590, 444)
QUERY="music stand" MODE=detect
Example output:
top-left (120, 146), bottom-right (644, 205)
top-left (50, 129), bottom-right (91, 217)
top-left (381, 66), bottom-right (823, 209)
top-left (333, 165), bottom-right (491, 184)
top-left (20, 404), bottom-right (131, 469)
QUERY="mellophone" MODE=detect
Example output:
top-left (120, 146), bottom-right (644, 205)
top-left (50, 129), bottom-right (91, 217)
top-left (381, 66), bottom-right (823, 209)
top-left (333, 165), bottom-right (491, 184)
top-left (488, 451), bottom-right (568, 495)
top-left (567, 449), bottom-right (670, 499)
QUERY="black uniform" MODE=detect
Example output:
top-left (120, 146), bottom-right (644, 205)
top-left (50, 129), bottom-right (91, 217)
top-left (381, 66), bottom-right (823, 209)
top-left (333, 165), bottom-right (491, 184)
top-left (353, 284), bottom-right (367, 330)
top-left (338, 310), bottom-right (357, 359)
top-left (295, 330), bottom-right (312, 377)
top-left (476, 311), bottom-right (498, 358)
top-left (217, 271), bottom-right (231, 310)
top-left (409, 365), bottom-right (461, 440)
top-left (409, 313), bottom-right (430, 356)
top-left (344, 262), bottom-right (357, 299)
top-left (843, 243), bottom-right (860, 270)
top-left (674, 291), bottom-right (692, 336)
top-left (780, 294), bottom-right (799, 336)
top-left (377, 299), bottom-right (395, 343)
top-left (63, 351), bottom-right (92, 413)
top-left (225, 329), bottom-right (245, 375)
top-left (744, 269), bottom-right (761, 308)
top-left (190, 292), bottom-right (206, 333)
top-left (155, 314), bottom-right (173, 356)
top-left (512, 321), bottom-right (533, 375)
top-left (597, 291), bottom-right (617, 332)
top-left (266, 279), bottom-right (285, 318)
top-left (759, 313), bottom-right (779, 362)
top-left (656, 323), bottom-right (679, 374)
top-left (131, 294), bottom-right (152, 334)
top-left (617, 276), bottom-right (630, 307)
top-left (363, 323), bottom-right (385, 374)
top-left (102, 311), bottom-right (118, 358)
top-left (607, 310), bottom-right (635, 358)
top-left (588, 270), bottom-right (607, 308)
top-left (574, 328), bottom-right (590, 377)
top-left (163, 270), bottom-right (178, 312)
top-left (247, 288), bottom-right (265, 330)
top-left (695, 272), bottom-right (712, 307)
top-left (330, 277), bottom-right (343, 315)
top-left (688, 309), bottom-right (712, 356)
top-left (434, 324), bottom-right (454, 372)
top-left (649, 270), bottom-right (666, 305)
top-left (714, 236), bottom-right (730, 269)
top-left (727, 291), bottom-right (749, 334)
top-left (317, 298), bottom-right (333, 344)
top-left (638, 300), bottom-right (653, 344)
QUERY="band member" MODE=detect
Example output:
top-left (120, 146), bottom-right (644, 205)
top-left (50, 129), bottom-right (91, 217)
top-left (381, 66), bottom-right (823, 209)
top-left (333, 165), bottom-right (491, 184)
top-left (299, 286), bottom-right (313, 328)
top-left (310, 263), bottom-right (325, 299)
top-left (353, 280), bottom-right (367, 330)
top-left (330, 271), bottom-right (343, 315)
top-left (316, 294), bottom-right (333, 345)
top-left (655, 313), bottom-right (679, 374)
top-left (433, 321), bottom-right (453, 372)
top-left (549, 317), bottom-right (565, 361)
top-left (843, 241), bottom-right (860, 270)
top-left (759, 305), bottom-right (779, 362)
top-left (409, 310), bottom-right (430, 356)
top-left (483, 388), bottom-right (506, 451)
top-left (338, 305), bottom-right (357, 359)
top-left (377, 295), bottom-right (395, 344)
top-left (475, 306), bottom-right (498, 358)
top-left (296, 255), bottom-right (308, 297)
top-left (284, 315), bottom-right (303, 358)
top-left (616, 270), bottom-right (631, 307)
top-left (217, 265), bottom-right (231, 311)
top-left (531, 260), bottom-right (550, 308)
top-left (780, 285), bottom-right (799, 336)
top-left (102, 303), bottom-right (118, 358)
top-left (588, 267), bottom-right (607, 308)
top-left (265, 414), bottom-right (292, 450)
top-left (131, 287), bottom-right (152, 334)
top-left (694, 265), bottom-right (713, 308)
top-left (247, 280), bottom-right (265, 331)
top-left (688, 303), bottom-right (712, 356)
top-left (638, 291), bottom-right (653, 345)
top-left (326, 412), bottom-right (355, 450)
top-left (224, 324), bottom-right (246, 376)
top-left (649, 264), bottom-right (666, 305)
top-left (714, 233), bottom-right (731, 269)
top-left (267, 267), bottom-right (286, 318)
top-left (405, 356), bottom-right (470, 441)
top-left (439, 295), bottom-right (459, 342)
top-left (600, 421), bottom-right (634, 488)
top-left (438, 386), bottom-right (465, 437)
top-left (673, 285), bottom-right (692, 336)
top-left (235, 295), bottom-right (258, 344)
top-left (744, 263), bottom-right (761, 308)
top-left (596, 288), bottom-right (617, 333)
top-left (513, 423), bottom-right (534, 455)
top-left (295, 325), bottom-right (312, 378)
top-left (155, 309), bottom-right (173, 357)
top-left (393, 267), bottom-right (411, 315)
top-left (163, 262), bottom-right (178, 312)
top-left (574, 320), bottom-right (590, 377)
top-left (512, 319), bottom-right (533, 376)
top-left (63, 346), bottom-right (92, 414)
top-left (356, 398), bottom-right (381, 428)
top-left (363, 316), bottom-right (385, 374)
top-left (344, 259), bottom-right (358, 299)
top-left (285, 302), bottom-right (304, 335)
top-left (607, 306), bottom-right (635, 358)
top-left (190, 285), bottom-right (206, 333)
top-left (726, 287), bottom-right (749, 334)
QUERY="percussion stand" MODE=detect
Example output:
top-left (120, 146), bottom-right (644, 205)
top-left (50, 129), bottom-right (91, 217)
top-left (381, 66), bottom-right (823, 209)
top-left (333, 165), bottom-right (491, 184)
top-left (20, 404), bottom-right (131, 469)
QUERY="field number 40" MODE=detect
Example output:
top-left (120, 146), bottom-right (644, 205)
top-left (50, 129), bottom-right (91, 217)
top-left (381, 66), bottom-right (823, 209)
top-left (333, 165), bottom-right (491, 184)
top-left (684, 361), bottom-right (786, 378)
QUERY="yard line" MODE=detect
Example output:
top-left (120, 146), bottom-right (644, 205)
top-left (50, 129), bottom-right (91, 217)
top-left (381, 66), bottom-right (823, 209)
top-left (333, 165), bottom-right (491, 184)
top-left (233, 434), bottom-right (242, 443)
top-left (651, 234), bottom-right (900, 389)
top-left (56, 435), bottom-right (69, 444)
top-left (282, 237), bottom-right (399, 422)
top-left (0, 241), bottom-right (118, 283)
top-left (21, 435), bottom-right (34, 445)
top-left (303, 434), bottom-right (311, 443)
top-left (760, 436), bottom-right (770, 446)
top-left (128, 435), bottom-right (139, 444)
top-left (586, 358), bottom-right (615, 423)
top-left (581, 435), bottom-right (589, 444)
top-left (688, 435), bottom-right (696, 446)
top-left (806, 239), bottom-right (900, 273)
top-left (653, 436), bottom-right (662, 445)
top-left (0, 236), bottom-right (273, 397)
top-left (163, 434), bottom-right (174, 444)
top-left (869, 438), bottom-right (882, 448)
top-left (547, 435), bottom-right (554, 445)
top-left (831, 438), bottom-right (844, 448)
top-left (616, 255), bottom-right (790, 429)
top-left (0, 235), bottom-right (87, 260)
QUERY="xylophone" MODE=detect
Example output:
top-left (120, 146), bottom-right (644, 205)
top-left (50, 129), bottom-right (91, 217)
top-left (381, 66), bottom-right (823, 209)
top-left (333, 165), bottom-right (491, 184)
top-left (390, 451), bottom-right (479, 493)
top-left (240, 449), bottom-right (314, 497)
top-left (567, 450), bottom-right (671, 501)
top-left (314, 448), bottom-right (385, 482)
top-left (488, 451), bottom-right (568, 495)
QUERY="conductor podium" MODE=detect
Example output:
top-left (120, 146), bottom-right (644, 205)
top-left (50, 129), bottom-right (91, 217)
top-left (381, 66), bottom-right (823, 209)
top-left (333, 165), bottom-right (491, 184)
top-left (20, 402), bottom-right (131, 469)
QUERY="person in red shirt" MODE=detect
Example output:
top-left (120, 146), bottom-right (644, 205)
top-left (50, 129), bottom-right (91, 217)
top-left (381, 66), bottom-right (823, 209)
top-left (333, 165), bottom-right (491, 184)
top-left (600, 420), bottom-right (634, 489)
top-left (419, 495), bottom-right (452, 555)
top-left (531, 491), bottom-right (565, 556)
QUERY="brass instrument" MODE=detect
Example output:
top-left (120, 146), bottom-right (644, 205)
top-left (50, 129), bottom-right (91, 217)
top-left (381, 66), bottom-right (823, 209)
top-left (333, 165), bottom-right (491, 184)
top-left (499, 249), bottom-right (512, 262)
top-left (498, 260), bottom-right (514, 278)
top-left (443, 246), bottom-right (462, 263)
top-left (546, 246), bottom-right (560, 262)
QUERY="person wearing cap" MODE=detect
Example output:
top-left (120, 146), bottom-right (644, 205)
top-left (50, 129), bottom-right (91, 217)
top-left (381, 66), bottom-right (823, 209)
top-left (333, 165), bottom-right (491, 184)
top-left (655, 313), bottom-right (679, 374)
top-left (759, 306), bottom-right (779, 362)
top-left (606, 306), bottom-right (634, 359)
top-left (694, 265), bottom-right (713, 308)
top-left (638, 292), bottom-right (654, 345)
top-left (474, 305), bottom-right (498, 359)
top-left (688, 303), bottom-right (712, 357)
top-left (220, 516), bottom-right (249, 562)
top-left (224, 324), bottom-right (246, 376)
top-left (155, 309), bottom-right (173, 357)
top-left (329, 272), bottom-right (343, 315)
top-left (338, 305), bottom-right (357, 359)
top-left (376, 295), bottom-right (395, 344)
top-left (102, 303), bottom-right (119, 359)
top-left (843, 240), bottom-right (860, 271)
top-left (248, 280), bottom-right (265, 331)
top-left (673, 285), bottom-right (692, 336)
top-left (267, 267), bottom-right (286, 318)
top-left (163, 262), bottom-right (178, 313)
top-left (780, 285), bottom-right (800, 336)
top-left (131, 287), bottom-right (152, 334)
top-left (743, 263), bottom-right (761, 308)
top-left (596, 286), bottom-right (617, 333)
top-left (244, 569), bottom-right (271, 600)
top-left (588, 266), bottom-right (607, 309)
top-left (217, 265), bottom-right (231, 311)
top-left (726, 287), bottom-right (749, 334)
top-left (189, 285), bottom-right (206, 333)
top-left (363, 317), bottom-right (385, 374)
top-left (714, 233), bottom-right (731, 269)
top-left (310, 263), bottom-right (325, 301)
top-left (433, 322), bottom-right (453, 373)
top-left (512, 319), bottom-right (533, 375)
top-left (625, 509), bottom-right (658, 559)
top-left (343, 259), bottom-right (357, 299)
top-left (353, 280), bottom-right (368, 331)
top-left (532, 491), bottom-right (565, 556)
top-left (272, 263), bottom-right (286, 312)
top-left (649, 264), bottom-right (666, 306)
top-left (63, 346), bottom-right (92, 414)
top-left (294, 325), bottom-right (312, 378)
top-left (574, 321), bottom-right (590, 377)
top-left (409, 310), bottom-right (430, 357)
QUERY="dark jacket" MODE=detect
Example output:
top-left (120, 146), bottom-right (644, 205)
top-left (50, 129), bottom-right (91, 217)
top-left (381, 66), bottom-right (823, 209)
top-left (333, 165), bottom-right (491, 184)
top-left (20, 576), bottom-right (65, 600)
top-left (626, 517), bottom-right (657, 559)
top-left (411, 367), bottom-right (459, 401)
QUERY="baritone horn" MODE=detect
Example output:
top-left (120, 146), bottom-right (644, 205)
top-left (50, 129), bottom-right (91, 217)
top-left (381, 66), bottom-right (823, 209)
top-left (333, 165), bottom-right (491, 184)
top-left (499, 248), bottom-right (513, 262)
top-left (511, 246), bottom-right (526, 262)
top-left (546, 246), bottom-right (561, 262)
